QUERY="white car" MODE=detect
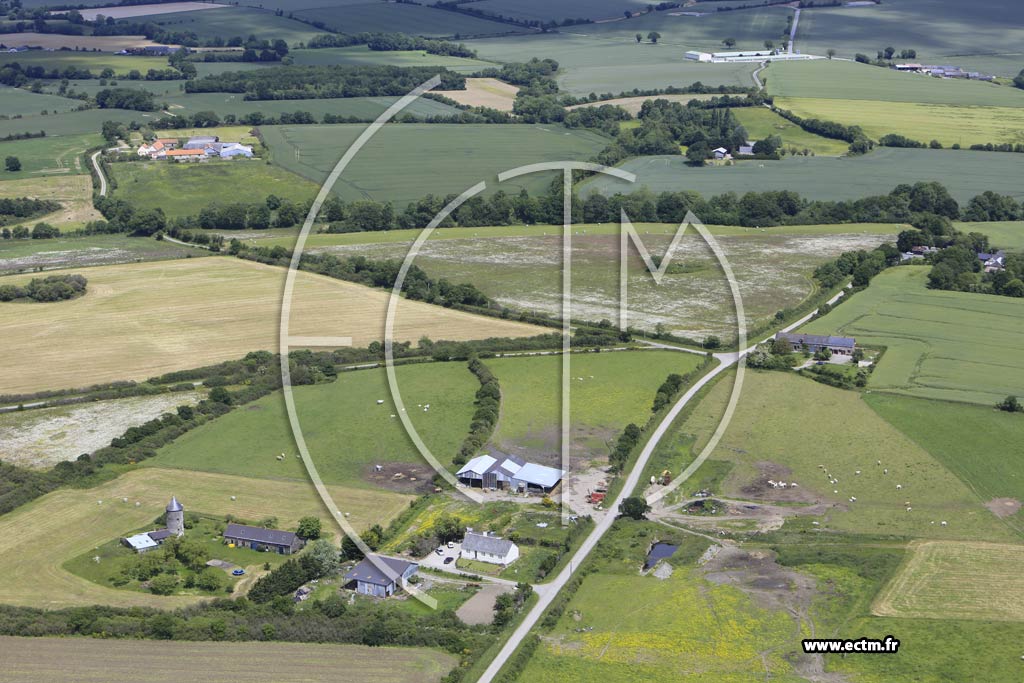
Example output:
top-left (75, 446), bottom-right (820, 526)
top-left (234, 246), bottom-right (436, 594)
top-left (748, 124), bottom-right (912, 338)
top-left (447, 541), bottom-right (455, 549)
top-left (435, 547), bottom-right (444, 555)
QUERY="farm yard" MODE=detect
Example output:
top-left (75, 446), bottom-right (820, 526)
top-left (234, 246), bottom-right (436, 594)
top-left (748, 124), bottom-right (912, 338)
top-left (321, 225), bottom-right (895, 339)
top-left (0, 257), bottom-right (546, 394)
top-left (579, 148), bottom-right (1024, 204)
top-left (261, 123), bottom-right (610, 206)
top-left (802, 267), bottom-right (1024, 405)
top-left (0, 637), bottom-right (456, 683)
top-left (0, 467), bottom-right (411, 608)
top-left (0, 233), bottom-right (208, 274)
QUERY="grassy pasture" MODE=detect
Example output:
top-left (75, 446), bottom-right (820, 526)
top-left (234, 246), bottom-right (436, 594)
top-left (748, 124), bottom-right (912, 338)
top-left (289, 46), bottom-right (496, 72)
top-left (108, 159), bottom-right (318, 220)
top-left (0, 108), bottom-right (148, 138)
top-left (579, 148), bottom-right (1024, 203)
top-left (732, 106), bottom-right (850, 156)
top-left (0, 133), bottom-right (99, 178)
top-left (320, 227), bottom-right (892, 339)
top-left (487, 351), bottom-right (704, 461)
top-left (0, 467), bottom-right (412, 608)
top-left (0, 50), bottom-right (171, 75)
top-left (680, 370), bottom-right (1014, 541)
top-left (0, 257), bottom-right (547, 394)
top-left (802, 267), bottom-right (1024, 405)
top-left (775, 96), bottom-right (1024, 148)
top-left (125, 6), bottom-right (328, 44)
top-left (260, 123), bottom-right (609, 207)
top-left (0, 85), bottom-right (84, 117)
top-left (164, 92), bottom-right (460, 119)
top-left (873, 541), bottom-right (1024, 620)
top-left (958, 220), bottom-right (1024, 252)
top-left (0, 233), bottom-right (207, 274)
top-left (0, 32), bottom-right (165, 51)
top-left (148, 362), bottom-right (477, 487)
top-left (469, 0), bottom-right (650, 23)
top-left (0, 637), bottom-right (455, 683)
top-left (0, 174), bottom-right (101, 230)
top-left (291, 2), bottom-right (527, 37)
top-left (766, 59), bottom-right (1024, 107)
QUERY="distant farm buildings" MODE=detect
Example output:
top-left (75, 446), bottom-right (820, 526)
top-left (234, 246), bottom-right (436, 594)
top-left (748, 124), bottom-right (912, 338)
top-left (137, 135), bottom-right (253, 161)
top-left (121, 496), bottom-right (185, 553)
top-left (456, 453), bottom-right (564, 493)
top-left (344, 554), bottom-right (418, 598)
top-left (893, 62), bottom-right (995, 80)
top-left (685, 49), bottom-right (812, 63)
top-left (461, 531), bottom-right (519, 566)
top-left (775, 332), bottom-right (856, 356)
top-left (979, 250), bottom-right (1006, 272)
top-left (223, 523), bottom-right (304, 555)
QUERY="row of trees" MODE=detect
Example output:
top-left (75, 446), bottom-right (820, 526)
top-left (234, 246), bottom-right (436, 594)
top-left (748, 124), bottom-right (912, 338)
top-left (0, 273), bottom-right (86, 303)
top-left (454, 357), bottom-right (500, 466)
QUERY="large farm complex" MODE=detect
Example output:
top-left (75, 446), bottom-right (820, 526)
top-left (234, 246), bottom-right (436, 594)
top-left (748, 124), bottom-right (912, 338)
top-left (1, 1), bottom-right (1024, 681)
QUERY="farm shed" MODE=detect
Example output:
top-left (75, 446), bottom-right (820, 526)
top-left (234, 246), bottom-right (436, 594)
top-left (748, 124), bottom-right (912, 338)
top-left (461, 532), bottom-right (519, 566)
top-left (457, 454), bottom-right (564, 492)
top-left (344, 555), bottom-right (418, 598)
top-left (121, 533), bottom-right (159, 553)
top-left (775, 332), bottom-right (856, 355)
top-left (223, 523), bottom-right (304, 555)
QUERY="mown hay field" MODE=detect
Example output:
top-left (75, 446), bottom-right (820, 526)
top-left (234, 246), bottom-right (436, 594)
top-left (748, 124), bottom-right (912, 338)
top-left (0, 133), bottom-right (100, 178)
top-left (775, 96), bottom-right (1024, 148)
top-left (873, 541), bottom-right (1024, 620)
top-left (0, 174), bottom-right (101, 230)
top-left (0, 257), bottom-right (547, 394)
top-left (0, 50), bottom-right (171, 75)
top-left (958, 220), bottom-right (1024, 252)
top-left (0, 637), bottom-right (455, 683)
top-left (802, 267), bottom-right (1024, 405)
top-left (435, 77), bottom-right (520, 111)
top-left (0, 467), bottom-right (412, 608)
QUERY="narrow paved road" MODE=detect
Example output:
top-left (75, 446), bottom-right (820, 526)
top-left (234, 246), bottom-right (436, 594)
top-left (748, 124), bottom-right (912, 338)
top-left (752, 61), bottom-right (768, 89)
top-left (476, 286), bottom-right (850, 683)
top-left (90, 150), bottom-right (107, 196)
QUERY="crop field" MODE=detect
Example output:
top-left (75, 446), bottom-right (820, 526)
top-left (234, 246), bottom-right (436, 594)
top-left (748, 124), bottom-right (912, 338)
top-left (958, 221), bottom-right (1024, 252)
top-left (802, 267), bottom-right (1024, 405)
top-left (775, 96), bottom-right (1024, 148)
top-left (290, 46), bottom-right (496, 72)
top-left (0, 133), bottom-right (100, 178)
top-left (794, 0), bottom-right (1024, 76)
top-left (0, 50), bottom-right (172, 76)
top-left (260, 123), bottom-right (610, 207)
top-left (0, 233), bottom-right (207, 274)
top-left (0, 257), bottom-right (547, 394)
top-left (766, 59), bottom-right (1024, 107)
top-left (435, 78), bottom-right (519, 111)
top-left (0, 391), bottom-right (203, 468)
top-left (321, 227), bottom-right (893, 339)
top-left (127, 6), bottom-right (328, 44)
top-left (579, 148), bottom-right (1024, 203)
top-left (467, 33), bottom-right (756, 95)
top-left (873, 541), bottom-right (1024, 620)
top-left (470, 0), bottom-right (650, 23)
top-left (291, 2), bottom-right (527, 37)
top-left (678, 370), bottom-right (1014, 541)
top-left (732, 107), bottom-right (860, 156)
top-left (0, 637), bottom-right (455, 683)
top-left (78, 2), bottom-right (227, 21)
top-left (0, 85), bottom-right (84, 117)
top-left (0, 109), bottom-right (148, 138)
top-left (108, 159), bottom-right (318, 220)
top-left (0, 467), bottom-right (412, 608)
top-left (0, 32), bottom-right (169, 51)
top-left (487, 350), bottom-right (704, 462)
top-left (148, 362), bottom-right (477, 488)
top-left (164, 92), bottom-right (460, 119)
top-left (0, 174), bottom-right (101, 230)
top-left (41, 78), bottom-right (184, 99)
top-left (866, 393), bottom-right (1024, 535)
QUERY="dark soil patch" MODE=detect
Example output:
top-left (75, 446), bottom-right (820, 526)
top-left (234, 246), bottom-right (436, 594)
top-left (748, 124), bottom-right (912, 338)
top-left (362, 461), bottom-right (436, 494)
top-left (739, 460), bottom-right (820, 503)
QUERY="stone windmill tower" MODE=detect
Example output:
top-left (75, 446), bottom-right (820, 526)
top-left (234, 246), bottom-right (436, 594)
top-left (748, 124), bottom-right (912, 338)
top-left (166, 496), bottom-right (184, 537)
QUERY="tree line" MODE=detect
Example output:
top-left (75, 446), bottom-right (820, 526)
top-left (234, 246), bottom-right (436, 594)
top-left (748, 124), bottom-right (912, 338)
top-left (0, 273), bottom-right (86, 302)
top-left (454, 357), bottom-right (500, 466)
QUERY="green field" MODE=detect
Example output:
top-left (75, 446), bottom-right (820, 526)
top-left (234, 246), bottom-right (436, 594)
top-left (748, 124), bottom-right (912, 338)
top-left (487, 351), bottom-right (705, 460)
top-left (0, 85), bottom-right (85, 117)
top-left (0, 108), bottom-right (150, 138)
top-left (260, 123), bottom-right (610, 206)
top-left (291, 2), bottom-right (527, 37)
top-left (39, 78), bottom-right (185, 99)
top-left (469, 0), bottom-right (650, 23)
top-left (766, 59), bottom-right (1024, 107)
top-left (0, 50), bottom-right (172, 76)
top-left (289, 46), bottom-right (497, 72)
top-left (0, 637), bottom-right (456, 683)
top-left (679, 370), bottom-right (1014, 541)
top-left (467, 33), bottom-right (756, 95)
top-left (958, 220), bottom-right (1024, 251)
top-left (147, 362), bottom-right (478, 487)
top-left (776, 96), bottom-right (1024, 148)
top-left (164, 92), bottom-right (460, 119)
top-left (108, 159), bottom-right (318, 219)
top-left (802, 267), bottom-right (1024, 405)
top-left (126, 6), bottom-right (329, 45)
top-left (579, 148), bottom-right (1024, 203)
top-left (0, 133), bottom-right (100, 178)
top-left (731, 106), bottom-right (850, 156)
top-left (0, 233), bottom-right (207, 274)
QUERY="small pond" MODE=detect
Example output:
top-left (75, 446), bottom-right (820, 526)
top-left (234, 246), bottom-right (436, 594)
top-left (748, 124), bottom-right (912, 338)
top-left (643, 541), bottom-right (679, 570)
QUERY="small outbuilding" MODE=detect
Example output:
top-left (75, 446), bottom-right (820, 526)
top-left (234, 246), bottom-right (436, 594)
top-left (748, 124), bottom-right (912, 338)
top-left (344, 554), bottom-right (418, 598)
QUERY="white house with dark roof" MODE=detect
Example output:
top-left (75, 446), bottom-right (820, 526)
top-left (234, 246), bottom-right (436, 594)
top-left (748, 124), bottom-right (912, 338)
top-left (223, 523), bottom-right (304, 555)
top-left (461, 531), bottom-right (519, 565)
top-left (344, 554), bottom-right (418, 597)
top-left (775, 332), bottom-right (856, 355)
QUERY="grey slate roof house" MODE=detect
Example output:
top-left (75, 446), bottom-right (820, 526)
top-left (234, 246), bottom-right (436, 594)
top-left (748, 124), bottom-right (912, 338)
top-left (775, 332), bottom-right (856, 355)
top-left (223, 523), bottom-right (304, 555)
top-left (344, 554), bottom-right (418, 598)
top-left (461, 531), bottom-right (519, 565)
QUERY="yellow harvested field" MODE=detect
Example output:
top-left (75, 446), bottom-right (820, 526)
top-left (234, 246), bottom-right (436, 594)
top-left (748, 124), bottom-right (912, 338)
top-left (0, 32), bottom-right (168, 51)
top-left (0, 637), bottom-right (456, 683)
top-left (873, 540), bottom-right (1024, 621)
top-left (567, 93), bottom-right (717, 116)
top-left (74, 2), bottom-right (228, 21)
top-left (775, 96), bottom-right (1024, 147)
top-left (0, 257), bottom-right (546, 393)
top-left (0, 467), bottom-right (412, 608)
top-left (0, 175), bottom-right (101, 230)
top-left (436, 77), bottom-right (520, 111)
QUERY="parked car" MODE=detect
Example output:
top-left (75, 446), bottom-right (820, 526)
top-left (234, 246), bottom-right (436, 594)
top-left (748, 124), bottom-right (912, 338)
top-left (435, 547), bottom-right (444, 555)
top-left (447, 541), bottom-right (455, 549)
top-left (443, 556), bottom-right (454, 564)
top-left (231, 569), bottom-right (245, 576)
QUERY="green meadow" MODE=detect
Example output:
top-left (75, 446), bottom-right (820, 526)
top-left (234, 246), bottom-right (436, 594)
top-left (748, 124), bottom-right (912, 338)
top-left (128, 6), bottom-right (328, 45)
top-left (0, 85), bottom-right (84, 117)
top-left (802, 267), bottom-right (1024, 405)
top-left (731, 106), bottom-right (850, 156)
top-left (291, 2), bottom-right (525, 37)
top-left (957, 221), bottom-right (1024, 251)
top-left (289, 46), bottom-right (496, 72)
top-left (164, 92), bottom-right (460, 119)
top-left (0, 108), bottom-right (149, 138)
top-left (0, 132), bottom-right (99, 177)
top-left (0, 51), bottom-right (171, 75)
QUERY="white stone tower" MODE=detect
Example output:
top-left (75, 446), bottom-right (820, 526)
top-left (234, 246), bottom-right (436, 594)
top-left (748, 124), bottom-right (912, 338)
top-left (166, 496), bottom-right (184, 536)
